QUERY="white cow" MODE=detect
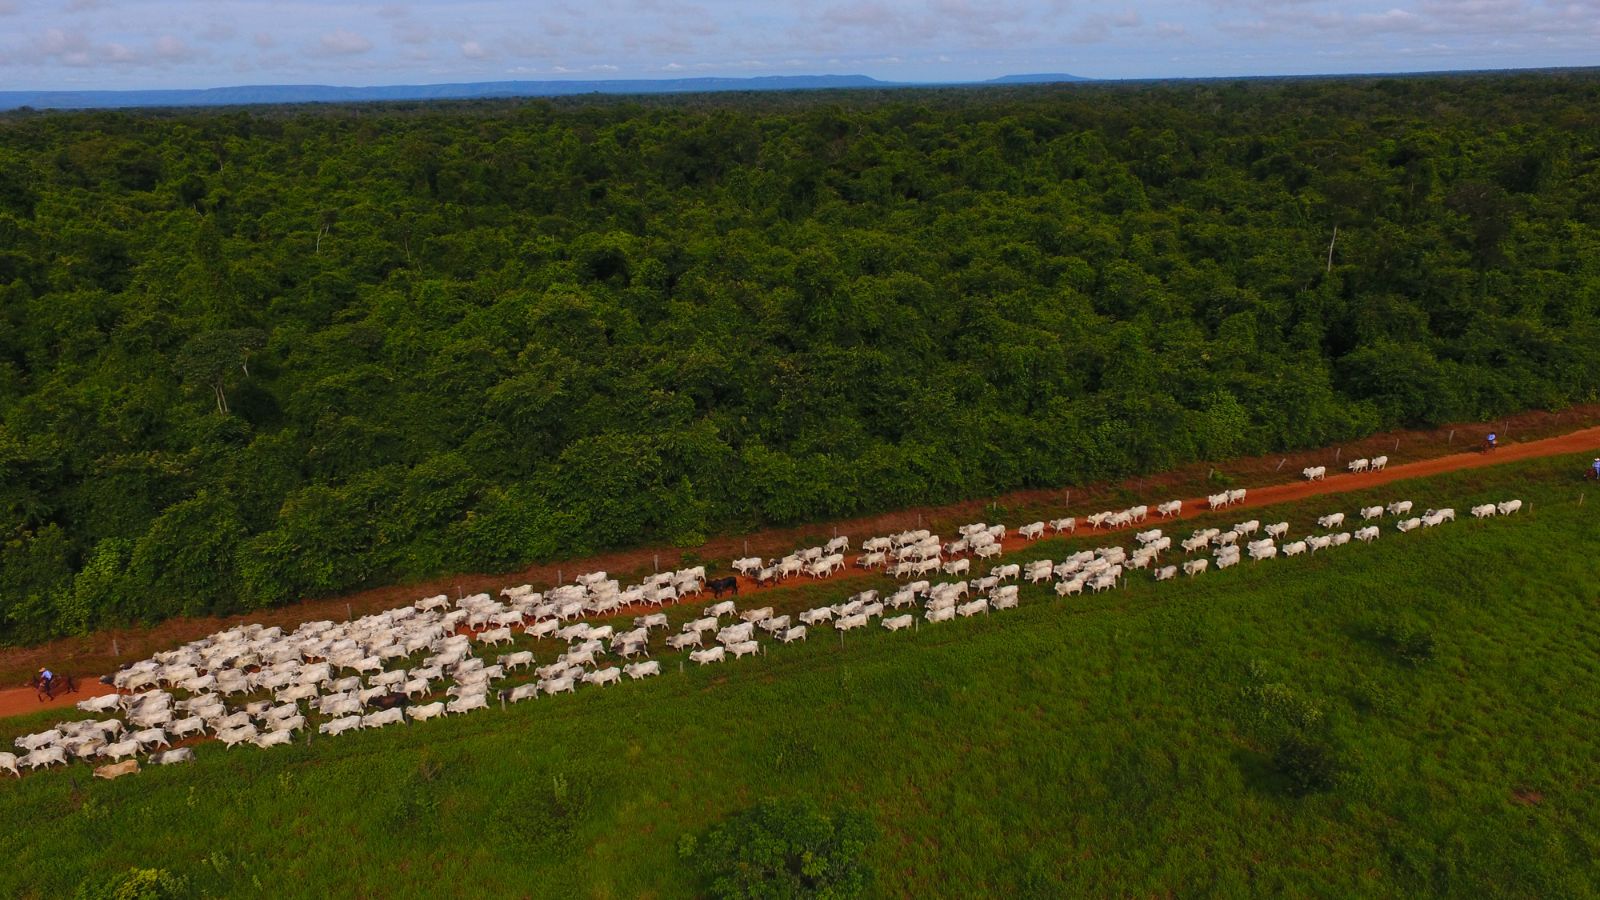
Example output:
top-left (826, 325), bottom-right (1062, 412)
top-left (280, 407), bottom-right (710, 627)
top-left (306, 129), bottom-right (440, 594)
top-left (798, 607), bottom-right (834, 625)
top-left (666, 633), bottom-right (703, 651)
top-left (1157, 500), bottom-right (1182, 518)
top-left (957, 599), bottom-right (989, 617)
top-left (925, 606), bottom-right (955, 623)
top-left (706, 600), bottom-right (738, 619)
top-left (1348, 458), bottom-right (1370, 473)
top-left (1497, 499), bottom-right (1523, 516)
top-left (1019, 522), bottom-right (1046, 540)
top-left (152, 748), bottom-right (194, 765)
top-left (780, 626), bottom-right (808, 644)
top-left (77, 695), bottom-right (122, 714)
top-left (1154, 565), bottom-right (1177, 582)
top-left (220, 724), bottom-right (261, 747)
top-left (837, 613), bottom-right (869, 632)
top-left (100, 739), bottom-right (141, 762)
top-left (362, 708), bottom-right (406, 729)
top-left (405, 701), bottom-right (446, 721)
top-left (24, 747), bottom-right (68, 770)
top-left (1265, 522), bottom-right (1289, 540)
top-left (1397, 517), bottom-right (1422, 533)
top-left (727, 640), bottom-right (761, 659)
top-left (882, 614), bottom-right (914, 632)
top-left (1317, 512), bottom-right (1345, 529)
top-left (1283, 540), bottom-right (1308, 557)
top-left (1370, 455), bottom-right (1388, 471)
top-left (503, 684), bottom-right (540, 703)
top-left (1360, 505), bottom-right (1384, 521)
top-left (254, 730), bottom-right (295, 749)
top-left (1056, 577), bottom-right (1085, 597)
top-left (15, 730), bottom-right (63, 752)
top-left (1470, 504), bottom-right (1498, 519)
top-left (1050, 517), bottom-right (1077, 533)
top-left (1387, 500), bottom-right (1414, 516)
top-left (499, 650), bottom-right (535, 671)
top-left (624, 661), bottom-right (662, 679)
top-left (130, 728), bottom-right (170, 751)
top-left (1355, 526), bottom-right (1380, 543)
top-left (1302, 465), bottom-right (1326, 481)
top-left (540, 676), bottom-right (577, 696)
top-left (1182, 559), bottom-right (1209, 577)
top-left (582, 667), bottom-right (623, 687)
top-left (447, 694), bottom-right (488, 715)
top-left (942, 558), bottom-right (971, 577)
top-left (690, 647), bottom-right (726, 666)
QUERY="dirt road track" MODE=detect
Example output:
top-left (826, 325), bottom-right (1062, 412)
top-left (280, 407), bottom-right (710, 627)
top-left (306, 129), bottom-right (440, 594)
top-left (0, 680), bottom-right (115, 719)
top-left (2, 421), bottom-right (1596, 717)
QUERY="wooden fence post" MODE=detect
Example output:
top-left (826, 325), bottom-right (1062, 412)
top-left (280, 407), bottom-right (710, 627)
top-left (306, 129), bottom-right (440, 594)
top-left (1335, 447), bottom-right (1342, 460)
top-left (1276, 458), bottom-right (1286, 472)
top-left (1448, 429), bottom-right (1455, 444)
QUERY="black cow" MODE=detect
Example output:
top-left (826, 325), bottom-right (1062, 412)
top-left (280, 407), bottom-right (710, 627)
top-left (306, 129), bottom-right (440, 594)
top-left (366, 692), bottom-right (410, 711)
top-left (708, 576), bottom-right (739, 598)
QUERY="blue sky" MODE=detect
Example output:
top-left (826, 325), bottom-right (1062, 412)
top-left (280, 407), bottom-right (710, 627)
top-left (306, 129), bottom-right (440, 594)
top-left (3, 0), bottom-right (1597, 91)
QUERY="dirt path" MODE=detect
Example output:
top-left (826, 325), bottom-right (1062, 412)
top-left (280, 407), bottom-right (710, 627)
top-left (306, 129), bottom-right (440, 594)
top-left (3, 409), bottom-right (1597, 696)
top-left (0, 680), bottom-right (115, 720)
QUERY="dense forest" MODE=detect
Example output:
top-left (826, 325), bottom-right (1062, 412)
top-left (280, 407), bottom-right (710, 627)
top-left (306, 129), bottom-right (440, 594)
top-left (2, 73), bottom-right (1597, 644)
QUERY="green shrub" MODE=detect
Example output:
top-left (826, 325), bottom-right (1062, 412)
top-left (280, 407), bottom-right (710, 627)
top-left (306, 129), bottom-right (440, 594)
top-left (74, 867), bottom-right (189, 900)
top-left (1372, 617), bottom-right (1437, 665)
top-left (689, 798), bottom-right (876, 899)
top-left (1273, 736), bottom-right (1340, 797)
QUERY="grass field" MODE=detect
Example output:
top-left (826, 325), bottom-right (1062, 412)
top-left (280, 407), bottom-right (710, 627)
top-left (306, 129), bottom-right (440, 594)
top-left (3, 454), bottom-right (1599, 898)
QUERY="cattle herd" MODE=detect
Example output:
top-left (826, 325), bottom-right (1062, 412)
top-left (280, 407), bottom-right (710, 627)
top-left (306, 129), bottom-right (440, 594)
top-left (1, 490), bottom-right (1524, 781)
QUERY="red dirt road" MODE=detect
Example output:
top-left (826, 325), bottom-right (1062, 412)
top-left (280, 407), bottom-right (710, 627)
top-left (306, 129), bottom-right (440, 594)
top-left (1147, 425), bottom-right (1600, 523)
top-left (0, 679), bottom-right (115, 720)
top-left (3, 415), bottom-right (1597, 711)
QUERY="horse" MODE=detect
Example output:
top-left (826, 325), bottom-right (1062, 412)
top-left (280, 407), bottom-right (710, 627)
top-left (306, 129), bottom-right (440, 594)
top-left (28, 672), bottom-right (78, 702)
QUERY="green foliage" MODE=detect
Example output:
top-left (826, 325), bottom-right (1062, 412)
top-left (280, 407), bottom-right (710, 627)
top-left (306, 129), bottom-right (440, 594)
top-left (690, 798), bottom-right (876, 899)
top-left (73, 867), bottom-right (190, 900)
top-left (1371, 616), bottom-right (1438, 666)
top-left (4, 74), bottom-right (1600, 642)
top-left (1273, 735), bottom-right (1341, 797)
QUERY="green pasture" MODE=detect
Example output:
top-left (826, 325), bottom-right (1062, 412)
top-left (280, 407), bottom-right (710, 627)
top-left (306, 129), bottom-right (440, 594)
top-left (2, 454), bottom-right (1598, 898)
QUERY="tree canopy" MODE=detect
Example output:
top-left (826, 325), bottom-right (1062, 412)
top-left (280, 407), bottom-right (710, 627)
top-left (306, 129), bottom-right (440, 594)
top-left (2, 73), bottom-right (1598, 643)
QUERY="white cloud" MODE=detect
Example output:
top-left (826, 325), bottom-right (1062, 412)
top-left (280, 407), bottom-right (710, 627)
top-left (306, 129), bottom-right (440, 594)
top-left (460, 40), bottom-right (488, 59)
top-left (315, 29), bottom-right (373, 56)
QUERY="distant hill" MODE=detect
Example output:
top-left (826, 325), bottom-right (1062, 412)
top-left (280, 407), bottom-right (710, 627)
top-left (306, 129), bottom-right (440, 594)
top-left (986, 73), bottom-right (1092, 84)
top-left (0, 73), bottom-right (1094, 111)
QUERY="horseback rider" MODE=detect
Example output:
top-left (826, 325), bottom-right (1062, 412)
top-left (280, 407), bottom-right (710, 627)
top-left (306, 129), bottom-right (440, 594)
top-left (37, 667), bottom-right (54, 698)
top-left (1591, 457), bottom-right (1600, 480)
top-left (1485, 431), bottom-right (1497, 452)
